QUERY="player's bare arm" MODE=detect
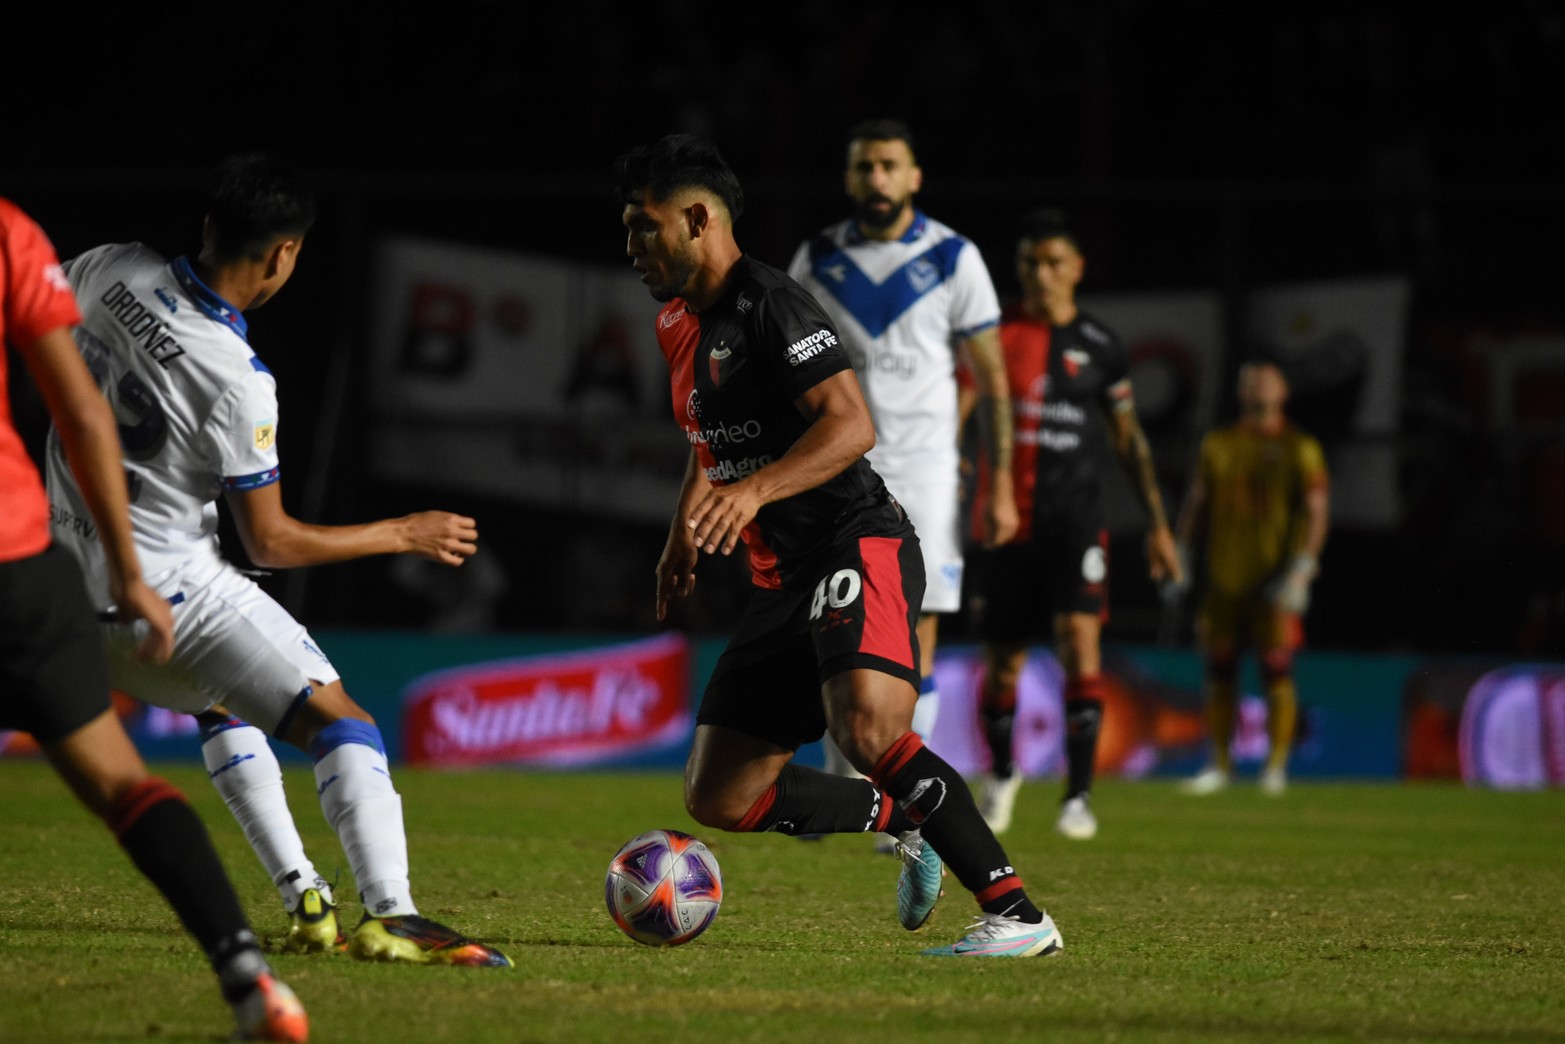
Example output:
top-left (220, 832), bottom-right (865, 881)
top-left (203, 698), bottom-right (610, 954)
top-left (962, 327), bottom-right (1018, 547)
top-left (21, 326), bottom-right (174, 662)
top-left (685, 369), bottom-right (874, 556)
top-left (225, 482), bottom-right (477, 569)
top-left (1109, 397), bottom-right (1181, 584)
top-left (656, 449), bottom-right (707, 620)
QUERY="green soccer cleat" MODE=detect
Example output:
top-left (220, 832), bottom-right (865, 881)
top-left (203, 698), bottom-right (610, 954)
top-left (285, 888), bottom-right (343, 955)
top-left (895, 830), bottom-right (945, 930)
top-left (349, 912), bottom-right (513, 968)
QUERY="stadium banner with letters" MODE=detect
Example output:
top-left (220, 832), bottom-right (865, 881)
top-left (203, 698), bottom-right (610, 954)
top-left (896, 644), bottom-right (1414, 781)
top-left (0, 631), bottom-right (1446, 780)
top-left (1244, 275), bottom-right (1410, 529)
top-left (400, 632), bottom-right (692, 768)
top-left (365, 236), bottom-right (686, 523)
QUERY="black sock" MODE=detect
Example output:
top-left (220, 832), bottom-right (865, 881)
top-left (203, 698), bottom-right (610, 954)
top-left (109, 778), bottom-right (267, 997)
top-left (871, 734), bottom-right (1042, 922)
top-left (982, 710), bottom-right (1016, 779)
top-left (1064, 696), bottom-right (1103, 800)
top-left (731, 763), bottom-right (912, 835)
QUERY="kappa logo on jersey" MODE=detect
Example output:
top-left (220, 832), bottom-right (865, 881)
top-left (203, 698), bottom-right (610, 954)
top-left (786, 328), bottom-right (838, 367)
top-left (154, 287), bottom-right (178, 313)
top-left (253, 422), bottom-right (276, 451)
top-left (809, 568), bottom-right (862, 621)
top-left (658, 308), bottom-right (685, 331)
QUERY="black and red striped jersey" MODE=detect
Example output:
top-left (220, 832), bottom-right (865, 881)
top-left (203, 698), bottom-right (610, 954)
top-left (656, 256), bottom-right (901, 589)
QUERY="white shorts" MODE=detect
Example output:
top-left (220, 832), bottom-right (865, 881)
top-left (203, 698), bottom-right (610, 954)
top-left (877, 467), bottom-right (963, 614)
top-left (104, 560), bottom-right (340, 736)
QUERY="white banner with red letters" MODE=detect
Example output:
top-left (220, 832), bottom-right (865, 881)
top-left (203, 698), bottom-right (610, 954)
top-left (401, 632), bottom-right (692, 767)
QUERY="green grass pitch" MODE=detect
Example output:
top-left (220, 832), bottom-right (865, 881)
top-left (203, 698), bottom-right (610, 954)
top-left (1, 762), bottom-right (1561, 1042)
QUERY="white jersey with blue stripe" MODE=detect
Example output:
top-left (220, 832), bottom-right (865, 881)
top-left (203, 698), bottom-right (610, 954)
top-left (45, 243), bottom-right (281, 605)
top-left (788, 211), bottom-right (1000, 482)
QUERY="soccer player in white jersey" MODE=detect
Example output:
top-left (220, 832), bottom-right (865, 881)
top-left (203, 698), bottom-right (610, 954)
top-left (44, 154), bottom-right (511, 968)
top-left (788, 119), bottom-right (1017, 803)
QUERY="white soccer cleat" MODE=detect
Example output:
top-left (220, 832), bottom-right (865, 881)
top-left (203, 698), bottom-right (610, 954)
top-left (1055, 794), bottom-right (1097, 840)
top-left (1181, 767), bottom-right (1230, 795)
top-left (979, 772), bottom-right (1023, 835)
top-left (921, 911), bottom-right (1063, 958)
top-left (1260, 766), bottom-right (1288, 795)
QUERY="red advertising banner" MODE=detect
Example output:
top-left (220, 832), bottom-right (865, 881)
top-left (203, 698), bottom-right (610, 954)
top-left (402, 633), bottom-right (691, 767)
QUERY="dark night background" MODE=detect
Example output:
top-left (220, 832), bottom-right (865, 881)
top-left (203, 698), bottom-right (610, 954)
top-left (5, 2), bottom-right (1564, 656)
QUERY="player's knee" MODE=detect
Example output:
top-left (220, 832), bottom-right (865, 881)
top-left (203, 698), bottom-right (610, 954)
top-left (1260, 647), bottom-right (1294, 683)
top-left (682, 778), bottom-right (748, 831)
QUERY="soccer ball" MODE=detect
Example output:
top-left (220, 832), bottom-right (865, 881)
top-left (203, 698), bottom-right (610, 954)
top-left (605, 829), bottom-right (723, 947)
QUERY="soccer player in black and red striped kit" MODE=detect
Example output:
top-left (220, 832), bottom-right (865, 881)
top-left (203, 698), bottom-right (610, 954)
top-left (616, 134), bottom-right (1060, 957)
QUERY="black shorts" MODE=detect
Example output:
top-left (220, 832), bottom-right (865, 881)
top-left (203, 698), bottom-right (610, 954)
top-left (0, 544), bottom-right (112, 744)
top-left (698, 528), bottom-right (925, 752)
top-left (976, 516), bottom-right (1109, 645)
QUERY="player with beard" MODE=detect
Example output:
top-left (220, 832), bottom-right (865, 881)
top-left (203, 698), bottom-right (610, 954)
top-left (787, 119), bottom-right (1016, 826)
top-left (619, 133), bottom-right (1059, 957)
top-left (961, 209), bottom-right (1182, 839)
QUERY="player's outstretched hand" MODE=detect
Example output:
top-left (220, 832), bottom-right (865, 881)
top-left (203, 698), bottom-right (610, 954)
top-left (401, 512), bottom-right (479, 566)
top-left (655, 532), bottom-right (700, 622)
top-left (115, 579), bottom-right (176, 663)
top-left (686, 482), bottom-right (762, 557)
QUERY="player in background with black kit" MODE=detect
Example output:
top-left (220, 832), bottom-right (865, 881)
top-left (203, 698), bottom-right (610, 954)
top-left (619, 133), bottom-right (1059, 957)
top-left (0, 197), bottom-right (307, 1041)
top-left (788, 120), bottom-right (1017, 799)
top-left (961, 209), bottom-right (1182, 839)
top-left (44, 156), bottom-right (510, 968)
top-left (1170, 359), bottom-right (1329, 795)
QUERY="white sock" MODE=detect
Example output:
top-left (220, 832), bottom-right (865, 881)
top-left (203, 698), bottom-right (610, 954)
top-left (311, 719), bottom-right (415, 917)
top-left (200, 719), bottom-right (332, 911)
top-left (911, 676), bottom-right (940, 739)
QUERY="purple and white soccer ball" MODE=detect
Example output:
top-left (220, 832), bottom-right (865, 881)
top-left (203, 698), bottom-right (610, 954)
top-left (605, 829), bottom-right (723, 947)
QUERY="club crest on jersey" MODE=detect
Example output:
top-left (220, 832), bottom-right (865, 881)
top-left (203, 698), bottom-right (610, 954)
top-left (906, 257), bottom-right (940, 294)
top-left (253, 422), bottom-right (276, 451)
top-left (1063, 348), bottom-right (1091, 378)
top-left (709, 342), bottom-right (733, 386)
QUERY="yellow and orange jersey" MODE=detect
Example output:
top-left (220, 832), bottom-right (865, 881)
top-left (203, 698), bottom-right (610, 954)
top-left (1197, 420), bottom-right (1327, 595)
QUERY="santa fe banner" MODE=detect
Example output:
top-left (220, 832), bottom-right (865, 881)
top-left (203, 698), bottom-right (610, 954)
top-left (401, 632), bottom-right (692, 767)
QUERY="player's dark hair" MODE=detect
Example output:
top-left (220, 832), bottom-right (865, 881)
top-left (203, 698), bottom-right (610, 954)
top-left (1016, 207), bottom-right (1080, 251)
top-left (204, 154), bottom-right (317, 263)
top-left (614, 134), bottom-right (745, 222)
top-left (847, 118), bottom-right (916, 159)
